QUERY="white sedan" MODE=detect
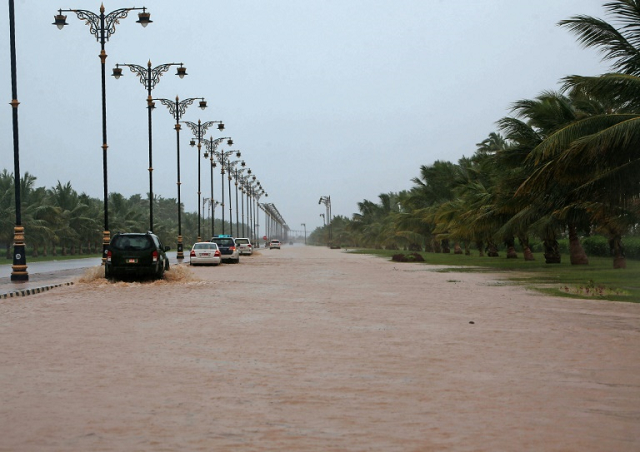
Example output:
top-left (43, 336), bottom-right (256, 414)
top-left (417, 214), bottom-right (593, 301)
top-left (189, 242), bottom-right (222, 266)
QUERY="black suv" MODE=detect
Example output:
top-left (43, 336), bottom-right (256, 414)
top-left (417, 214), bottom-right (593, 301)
top-left (210, 235), bottom-right (240, 263)
top-left (105, 232), bottom-right (170, 280)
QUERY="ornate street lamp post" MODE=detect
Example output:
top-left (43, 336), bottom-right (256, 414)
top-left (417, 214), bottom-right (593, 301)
top-left (112, 60), bottom-right (186, 232)
top-left (232, 163), bottom-right (246, 237)
top-left (154, 96), bottom-right (207, 259)
top-left (185, 121), bottom-right (226, 241)
top-left (225, 157), bottom-right (244, 237)
top-left (202, 137), bottom-right (233, 237)
top-left (211, 199), bottom-right (220, 237)
top-left (53, 4), bottom-right (151, 261)
top-left (207, 140), bottom-right (240, 236)
top-left (239, 171), bottom-right (252, 237)
top-left (319, 195), bottom-right (332, 244)
top-left (8, 0), bottom-right (27, 281)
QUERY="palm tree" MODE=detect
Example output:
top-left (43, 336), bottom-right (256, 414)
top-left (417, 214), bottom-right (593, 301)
top-left (536, 0), bottom-right (640, 268)
top-left (499, 91), bottom-right (593, 264)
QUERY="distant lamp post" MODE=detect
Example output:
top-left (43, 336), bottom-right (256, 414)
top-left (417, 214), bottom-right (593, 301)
top-left (232, 162), bottom-right (247, 237)
top-left (53, 4), bottom-right (151, 261)
top-left (319, 195), bottom-right (332, 244)
top-left (185, 121), bottom-right (225, 241)
top-left (202, 137), bottom-right (233, 236)
top-left (8, 0), bottom-right (27, 281)
top-left (211, 199), bottom-right (220, 236)
top-left (224, 156), bottom-right (245, 237)
top-left (112, 60), bottom-right (186, 232)
top-left (206, 139), bottom-right (239, 235)
top-left (301, 223), bottom-right (306, 245)
top-left (239, 170), bottom-right (252, 237)
top-left (154, 96), bottom-right (207, 259)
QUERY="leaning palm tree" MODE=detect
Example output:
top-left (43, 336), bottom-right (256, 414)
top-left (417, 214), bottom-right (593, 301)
top-left (536, 0), bottom-right (640, 268)
top-left (500, 91), bottom-right (594, 264)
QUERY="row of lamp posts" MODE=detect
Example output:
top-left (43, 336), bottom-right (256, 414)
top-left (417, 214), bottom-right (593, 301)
top-left (7, 3), bottom-right (275, 281)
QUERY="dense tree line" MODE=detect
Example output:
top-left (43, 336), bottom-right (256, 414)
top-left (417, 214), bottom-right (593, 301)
top-left (0, 171), bottom-right (243, 259)
top-left (310, 2), bottom-right (640, 269)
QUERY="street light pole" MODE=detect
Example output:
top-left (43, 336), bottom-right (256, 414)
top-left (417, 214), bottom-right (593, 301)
top-left (319, 195), bottom-right (332, 244)
top-left (8, 0), bottom-right (27, 282)
top-left (154, 96), bottom-right (207, 259)
top-left (53, 4), bottom-right (151, 261)
top-left (202, 136), bottom-right (233, 236)
top-left (112, 60), bottom-right (186, 232)
top-left (301, 223), bottom-right (306, 245)
top-left (232, 162), bottom-right (246, 237)
top-left (185, 121), bottom-right (225, 241)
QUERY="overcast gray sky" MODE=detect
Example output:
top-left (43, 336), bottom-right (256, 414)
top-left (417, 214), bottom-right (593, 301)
top-left (2, 1), bottom-right (610, 235)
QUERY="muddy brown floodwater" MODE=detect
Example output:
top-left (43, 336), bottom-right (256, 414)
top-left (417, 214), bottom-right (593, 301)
top-left (1, 246), bottom-right (639, 451)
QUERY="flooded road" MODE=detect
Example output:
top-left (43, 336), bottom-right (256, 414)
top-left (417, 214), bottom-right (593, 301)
top-left (1, 246), bottom-right (639, 451)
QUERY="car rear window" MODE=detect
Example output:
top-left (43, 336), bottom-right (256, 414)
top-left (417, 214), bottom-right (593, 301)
top-left (112, 235), bottom-right (152, 251)
top-left (212, 238), bottom-right (234, 247)
top-left (236, 239), bottom-right (249, 244)
top-left (195, 243), bottom-right (217, 250)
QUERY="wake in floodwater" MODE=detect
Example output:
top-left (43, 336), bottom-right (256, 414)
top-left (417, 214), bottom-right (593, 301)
top-left (78, 264), bottom-right (200, 286)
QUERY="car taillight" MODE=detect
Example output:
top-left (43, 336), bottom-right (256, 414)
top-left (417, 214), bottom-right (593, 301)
top-left (152, 250), bottom-right (159, 263)
top-left (106, 250), bottom-right (112, 263)
top-left (215, 250), bottom-right (221, 257)
top-left (230, 246), bottom-right (236, 251)
top-left (190, 250), bottom-right (196, 257)
top-left (247, 244), bottom-right (252, 248)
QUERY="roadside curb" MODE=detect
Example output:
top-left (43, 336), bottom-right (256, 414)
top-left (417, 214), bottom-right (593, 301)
top-left (0, 282), bottom-right (74, 300)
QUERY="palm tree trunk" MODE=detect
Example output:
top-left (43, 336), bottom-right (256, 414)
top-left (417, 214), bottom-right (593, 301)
top-left (454, 242), bottom-right (463, 254)
top-left (518, 236), bottom-right (535, 261)
top-left (609, 234), bottom-right (627, 269)
top-left (476, 240), bottom-right (484, 257)
top-left (487, 240), bottom-right (499, 257)
top-left (505, 236), bottom-right (518, 259)
top-left (441, 239), bottom-right (450, 253)
top-left (568, 223), bottom-right (588, 265)
top-left (543, 238), bottom-right (561, 264)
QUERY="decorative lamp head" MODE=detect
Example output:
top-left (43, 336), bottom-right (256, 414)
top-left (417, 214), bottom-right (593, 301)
top-left (136, 8), bottom-right (152, 27)
top-left (111, 66), bottom-right (123, 79)
top-left (53, 12), bottom-right (68, 29)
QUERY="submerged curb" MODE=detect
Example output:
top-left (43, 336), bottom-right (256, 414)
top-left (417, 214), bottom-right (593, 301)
top-left (0, 282), bottom-right (74, 300)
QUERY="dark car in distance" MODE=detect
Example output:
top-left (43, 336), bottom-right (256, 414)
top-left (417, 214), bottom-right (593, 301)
top-left (210, 235), bottom-right (240, 263)
top-left (105, 232), bottom-right (170, 280)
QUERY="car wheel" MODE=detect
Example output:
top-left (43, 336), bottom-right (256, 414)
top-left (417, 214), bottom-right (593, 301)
top-left (165, 259), bottom-right (170, 271)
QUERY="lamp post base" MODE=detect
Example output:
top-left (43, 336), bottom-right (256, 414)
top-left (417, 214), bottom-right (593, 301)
top-left (102, 230), bottom-right (110, 265)
top-left (177, 235), bottom-right (184, 259)
top-left (10, 226), bottom-right (28, 282)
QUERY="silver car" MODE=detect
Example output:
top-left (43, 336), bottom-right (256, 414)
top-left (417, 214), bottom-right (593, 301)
top-left (269, 240), bottom-right (281, 249)
top-left (235, 238), bottom-right (253, 255)
top-left (189, 242), bottom-right (222, 266)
